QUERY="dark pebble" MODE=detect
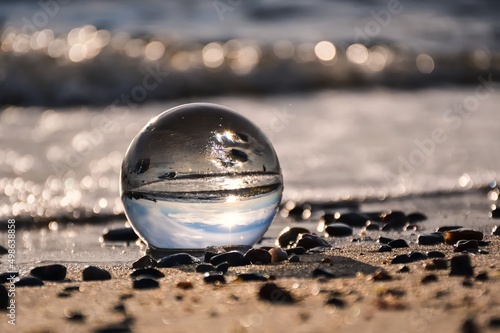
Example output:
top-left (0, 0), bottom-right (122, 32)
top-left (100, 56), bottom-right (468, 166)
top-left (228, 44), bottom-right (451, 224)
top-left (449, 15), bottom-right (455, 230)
top-left (381, 211), bottom-right (407, 230)
top-left (15, 276), bottom-right (44, 287)
top-left (454, 240), bottom-right (479, 252)
top-left (244, 249), bottom-right (272, 264)
top-left (0, 272), bottom-right (18, 284)
top-left (133, 277), bottom-right (159, 290)
top-left (388, 239), bottom-right (409, 248)
top-left (204, 272), bottom-right (226, 284)
top-left (492, 225), bottom-right (500, 236)
top-left (57, 292), bottom-right (71, 298)
top-left (478, 249), bottom-right (489, 255)
top-left (204, 250), bottom-right (218, 263)
top-left (210, 251), bottom-right (250, 267)
top-left (94, 322), bottom-right (132, 333)
top-left (324, 212), bottom-right (369, 227)
top-left (325, 223), bottom-right (353, 237)
top-left (176, 281), bottom-right (194, 290)
top-left (30, 264), bottom-right (67, 281)
top-left (157, 253), bottom-right (199, 268)
top-left (443, 228), bottom-right (483, 245)
top-left (489, 317), bottom-right (500, 328)
top-left (432, 259), bottom-right (448, 270)
top-left (132, 255), bottom-right (156, 269)
top-left (288, 254), bottom-right (300, 263)
top-left (258, 282), bottom-right (295, 304)
top-left (269, 247), bottom-right (289, 263)
top-left (312, 268), bottom-right (336, 279)
top-left (462, 279), bottom-right (473, 287)
top-left (364, 221), bottom-right (381, 231)
top-left (296, 234), bottom-right (331, 250)
top-left (82, 266), bottom-right (111, 281)
top-left (421, 274), bottom-right (438, 284)
top-left (378, 237), bottom-right (394, 244)
top-left (437, 226), bottom-right (463, 232)
top-left (326, 296), bottom-right (346, 307)
top-left (0, 284), bottom-right (8, 310)
top-left (63, 285), bottom-right (81, 292)
top-left (398, 266), bottom-right (410, 273)
top-left (130, 268), bottom-right (164, 279)
top-left (378, 244), bottom-right (392, 252)
top-left (407, 212), bottom-right (427, 223)
top-left (277, 227), bottom-right (311, 248)
top-left (461, 317), bottom-right (479, 333)
top-left (215, 263), bottom-right (229, 274)
top-left (490, 206), bottom-right (500, 219)
top-left (236, 273), bottom-right (267, 282)
top-left (475, 272), bottom-right (489, 281)
top-left (418, 234), bottom-right (444, 245)
top-left (427, 251), bottom-right (446, 258)
top-left (286, 247), bottom-right (306, 255)
top-left (0, 246), bottom-right (7, 255)
top-left (450, 254), bottom-right (474, 277)
top-left (391, 254), bottom-right (412, 264)
top-left (101, 227), bottom-right (138, 242)
top-left (195, 264), bottom-right (216, 273)
top-left (409, 251), bottom-right (427, 262)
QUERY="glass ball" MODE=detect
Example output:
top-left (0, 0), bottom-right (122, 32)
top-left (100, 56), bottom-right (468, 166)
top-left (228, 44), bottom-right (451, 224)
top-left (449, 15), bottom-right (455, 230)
top-left (120, 103), bottom-right (283, 250)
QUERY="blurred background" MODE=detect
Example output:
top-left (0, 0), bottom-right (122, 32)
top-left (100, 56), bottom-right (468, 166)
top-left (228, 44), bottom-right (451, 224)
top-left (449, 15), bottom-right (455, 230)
top-left (0, 0), bottom-right (499, 226)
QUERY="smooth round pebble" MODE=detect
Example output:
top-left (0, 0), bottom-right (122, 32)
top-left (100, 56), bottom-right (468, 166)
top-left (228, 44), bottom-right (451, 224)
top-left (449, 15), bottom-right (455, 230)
top-left (210, 251), bottom-right (250, 267)
top-left (391, 254), bottom-right (412, 264)
top-left (101, 227), bottom-right (138, 242)
top-left (325, 223), bottom-right (353, 237)
top-left (196, 264), bottom-right (216, 273)
top-left (244, 249), bottom-right (272, 264)
top-left (0, 246), bottom-right (7, 255)
top-left (133, 277), bottom-right (159, 290)
top-left (132, 255), bottom-right (156, 269)
top-left (0, 285), bottom-right (8, 309)
top-left (296, 234), bottom-right (331, 250)
top-left (215, 262), bottom-right (229, 274)
top-left (288, 254), bottom-right (300, 263)
top-left (130, 268), bottom-right (165, 279)
top-left (378, 244), bottom-right (392, 252)
top-left (268, 247), bottom-right (288, 263)
top-left (421, 274), bottom-right (438, 284)
top-left (450, 254), bottom-right (474, 276)
top-left (388, 239), bottom-right (409, 248)
top-left (236, 273), bottom-right (267, 282)
top-left (418, 234), bottom-right (444, 245)
top-left (0, 272), bottom-right (18, 284)
top-left (277, 227), bottom-right (311, 248)
top-left (443, 228), bottom-right (483, 245)
top-left (427, 251), bottom-right (446, 258)
top-left (204, 272), bottom-right (226, 284)
top-left (82, 266), bottom-right (111, 281)
top-left (409, 251), bottom-right (427, 262)
top-left (286, 247), bottom-right (306, 255)
top-left (14, 276), bottom-right (44, 287)
top-left (157, 253), bottom-right (199, 267)
top-left (407, 212), bottom-right (427, 223)
top-left (258, 282), bottom-right (295, 303)
top-left (492, 225), bottom-right (500, 236)
top-left (30, 264), bottom-right (67, 281)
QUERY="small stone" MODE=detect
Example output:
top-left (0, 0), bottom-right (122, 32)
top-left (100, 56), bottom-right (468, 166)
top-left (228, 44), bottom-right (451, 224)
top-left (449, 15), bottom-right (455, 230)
top-left (378, 237), bottom-right (394, 244)
top-left (195, 264), bottom-right (216, 273)
top-left (288, 254), bottom-right (300, 263)
top-left (380, 211), bottom-right (407, 230)
top-left (421, 274), bottom-right (438, 284)
top-left (454, 240), bottom-right (479, 252)
top-left (391, 254), bottom-right (412, 264)
top-left (325, 296), bottom-right (346, 307)
top-left (462, 279), bottom-right (473, 287)
top-left (14, 276), bottom-right (44, 287)
top-left (210, 251), bottom-right (250, 267)
top-left (475, 272), bottom-right (489, 281)
top-left (296, 234), bottom-right (331, 250)
top-left (57, 292), bottom-right (71, 298)
top-left (364, 221), bottom-right (381, 231)
top-left (30, 264), bottom-right (67, 281)
top-left (437, 226), bottom-right (462, 232)
top-left (409, 251), bottom-right (427, 262)
top-left (157, 253), bottom-right (199, 268)
top-left (443, 229), bottom-right (483, 245)
top-left (461, 317), bottom-right (479, 333)
top-left (215, 263), bottom-right (229, 274)
top-left (490, 206), bottom-right (500, 219)
top-left (235, 273), bottom-right (267, 282)
top-left (130, 268), bottom-right (164, 279)
top-left (133, 277), bottom-right (159, 289)
top-left (0, 285), bottom-right (8, 310)
top-left (312, 268), bottom-right (336, 279)
top-left (492, 225), bottom-right (500, 236)
top-left (64, 309), bottom-right (86, 322)
top-left (323, 212), bottom-right (368, 227)
top-left (176, 281), bottom-right (194, 289)
top-left (371, 269), bottom-right (392, 281)
top-left (388, 239), bottom-right (409, 248)
top-left (325, 223), bottom-right (353, 237)
top-left (450, 254), bottom-right (474, 277)
top-left (427, 251), bottom-right (446, 258)
top-left (63, 286), bottom-right (81, 292)
top-left (398, 266), bottom-right (410, 273)
top-left (204, 250), bottom-right (219, 263)
top-left (0, 272), bottom-right (18, 284)
top-left (277, 227), bottom-right (311, 248)
top-left (418, 234), bottom-right (444, 245)
top-left (100, 227), bottom-right (138, 242)
top-left (488, 317), bottom-right (500, 328)
top-left (378, 244), bottom-right (392, 252)
top-left (286, 247), bottom-right (306, 255)
top-left (407, 212), bottom-right (427, 223)
top-left (82, 266), bottom-right (111, 281)
top-left (432, 259), bottom-right (448, 270)
top-left (244, 249), bottom-right (272, 264)
top-left (258, 283), bottom-right (295, 304)
top-left (0, 246), bottom-right (7, 255)
top-left (204, 272), bottom-right (225, 284)
top-left (132, 255), bottom-right (156, 269)
top-left (268, 247), bottom-right (288, 263)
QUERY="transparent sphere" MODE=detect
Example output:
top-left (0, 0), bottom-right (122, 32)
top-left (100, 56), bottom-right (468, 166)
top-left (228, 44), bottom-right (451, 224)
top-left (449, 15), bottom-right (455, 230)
top-left (120, 103), bottom-right (283, 250)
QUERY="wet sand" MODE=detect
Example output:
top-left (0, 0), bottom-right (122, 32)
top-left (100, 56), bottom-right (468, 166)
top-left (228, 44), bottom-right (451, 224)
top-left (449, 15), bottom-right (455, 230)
top-left (1, 191), bottom-right (500, 333)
